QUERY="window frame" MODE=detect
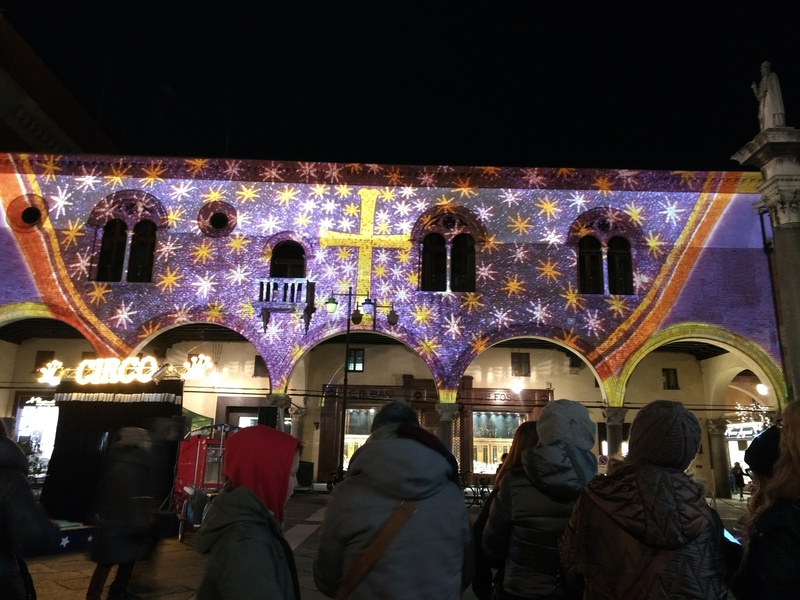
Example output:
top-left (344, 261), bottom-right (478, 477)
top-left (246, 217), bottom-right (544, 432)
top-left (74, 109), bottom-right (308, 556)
top-left (347, 348), bottom-right (365, 372)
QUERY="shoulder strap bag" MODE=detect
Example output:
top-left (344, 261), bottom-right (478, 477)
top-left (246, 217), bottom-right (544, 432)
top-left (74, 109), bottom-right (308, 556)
top-left (335, 499), bottom-right (419, 600)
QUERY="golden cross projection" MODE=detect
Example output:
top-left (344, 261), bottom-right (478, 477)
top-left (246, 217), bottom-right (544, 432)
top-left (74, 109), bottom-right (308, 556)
top-left (319, 188), bottom-right (411, 297)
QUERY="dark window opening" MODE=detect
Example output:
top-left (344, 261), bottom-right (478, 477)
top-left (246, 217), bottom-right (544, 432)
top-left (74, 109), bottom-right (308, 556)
top-left (253, 355), bottom-right (268, 378)
top-left (608, 236), bottom-right (633, 295)
top-left (21, 207), bottom-right (42, 225)
top-left (578, 235), bottom-right (603, 294)
top-left (347, 348), bottom-right (364, 372)
top-left (96, 219), bottom-right (127, 282)
top-left (270, 241), bottom-right (306, 278)
top-left (127, 220), bottom-right (156, 282)
top-left (34, 350), bottom-right (55, 373)
top-left (451, 233), bottom-right (476, 292)
top-left (511, 352), bottom-right (531, 377)
top-left (421, 233), bottom-right (447, 291)
top-left (662, 368), bottom-right (680, 390)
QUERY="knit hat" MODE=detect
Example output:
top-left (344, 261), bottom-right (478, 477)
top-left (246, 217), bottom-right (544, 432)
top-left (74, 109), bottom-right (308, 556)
top-left (537, 399), bottom-right (595, 451)
top-left (627, 400), bottom-right (700, 470)
top-left (744, 425), bottom-right (780, 477)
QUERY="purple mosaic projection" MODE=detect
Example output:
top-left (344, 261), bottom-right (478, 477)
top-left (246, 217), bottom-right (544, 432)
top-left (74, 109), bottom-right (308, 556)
top-left (0, 155), bottom-right (776, 394)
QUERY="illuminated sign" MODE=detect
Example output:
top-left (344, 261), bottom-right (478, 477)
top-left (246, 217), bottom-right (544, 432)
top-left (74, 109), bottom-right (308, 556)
top-left (75, 356), bottom-right (159, 385)
top-left (37, 355), bottom-right (212, 386)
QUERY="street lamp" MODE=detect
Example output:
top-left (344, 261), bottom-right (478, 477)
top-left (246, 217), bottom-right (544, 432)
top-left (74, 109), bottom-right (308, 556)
top-left (325, 286), bottom-right (399, 478)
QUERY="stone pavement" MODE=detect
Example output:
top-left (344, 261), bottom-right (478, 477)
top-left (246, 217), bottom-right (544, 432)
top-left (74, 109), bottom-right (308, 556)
top-left (26, 488), bottom-right (748, 599)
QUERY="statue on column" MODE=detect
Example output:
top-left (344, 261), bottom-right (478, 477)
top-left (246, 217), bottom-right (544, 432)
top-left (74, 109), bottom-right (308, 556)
top-left (752, 61), bottom-right (786, 131)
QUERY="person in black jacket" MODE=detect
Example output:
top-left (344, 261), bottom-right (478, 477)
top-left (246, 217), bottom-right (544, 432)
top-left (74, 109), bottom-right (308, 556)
top-left (732, 403), bottom-right (800, 600)
top-left (483, 400), bottom-right (597, 600)
top-left (86, 428), bottom-right (155, 600)
top-left (0, 420), bottom-right (60, 600)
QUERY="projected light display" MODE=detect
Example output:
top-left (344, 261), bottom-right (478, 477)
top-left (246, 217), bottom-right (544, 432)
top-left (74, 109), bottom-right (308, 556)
top-left (0, 154), bottom-right (779, 399)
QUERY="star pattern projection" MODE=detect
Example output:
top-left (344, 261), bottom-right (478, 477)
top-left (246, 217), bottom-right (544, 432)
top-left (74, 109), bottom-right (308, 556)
top-left (17, 156), bottom-right (726, 376)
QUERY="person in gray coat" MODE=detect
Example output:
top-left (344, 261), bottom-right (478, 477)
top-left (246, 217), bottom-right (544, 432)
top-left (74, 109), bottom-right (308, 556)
top-left (313, 401), bottom-right (472, 600)
top-left (482, 399), bottom-right (597, 600)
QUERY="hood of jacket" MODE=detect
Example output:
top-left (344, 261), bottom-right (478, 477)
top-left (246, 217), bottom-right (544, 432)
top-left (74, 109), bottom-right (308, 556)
top-left (195, 484), bottom-right (275, 553)
top-left (0, 436), bottom-right (28, 473)
top-left (343, 430), bottom-right (456, 500)
top-left (522, 440), bottom-right (598, 503)
top-left (585, 462), bottom-right (710, 549)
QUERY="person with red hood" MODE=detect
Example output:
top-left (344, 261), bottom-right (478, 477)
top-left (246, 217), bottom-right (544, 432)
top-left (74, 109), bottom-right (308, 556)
top-left (196, 425), bottom-right (302, 600)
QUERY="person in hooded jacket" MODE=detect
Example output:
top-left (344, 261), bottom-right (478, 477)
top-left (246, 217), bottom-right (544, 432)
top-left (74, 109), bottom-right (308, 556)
top-left (0, 420), bottom-right (60, 600)
top-left (313, 401), bottom-right (473, 600)
top-left (559, 400), bottom-right (727, 600)
top-left (482, 399), bottom-right (597, 600)
top-left (196, 425), bottom-right (302, 600)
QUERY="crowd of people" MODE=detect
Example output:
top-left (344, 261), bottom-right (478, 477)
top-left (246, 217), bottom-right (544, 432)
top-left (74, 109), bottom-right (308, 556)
top-left (5, 397), bottom-right (800, 599)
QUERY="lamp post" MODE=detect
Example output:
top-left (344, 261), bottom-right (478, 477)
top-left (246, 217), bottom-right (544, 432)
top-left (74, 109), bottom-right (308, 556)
top-left (325, 287), bottom-right (398, 479)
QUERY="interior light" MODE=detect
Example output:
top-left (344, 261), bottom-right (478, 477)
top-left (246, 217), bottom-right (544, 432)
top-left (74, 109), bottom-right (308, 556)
top-left (756, 383), bottom-right (769, 396)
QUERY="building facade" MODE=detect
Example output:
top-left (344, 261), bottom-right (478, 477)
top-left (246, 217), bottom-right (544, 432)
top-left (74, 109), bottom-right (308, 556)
top-left (0, 153), bottom-right (784, 497)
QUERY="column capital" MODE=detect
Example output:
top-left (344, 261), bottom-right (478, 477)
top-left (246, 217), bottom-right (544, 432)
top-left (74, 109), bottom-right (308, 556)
top-left (266, 393), bottom-right (291, 408)
top-left (706, 417), bottom-right (728, 436)
top-left (603, 406), bottom-right (628, 426)
top-left (435, 402), bottom-right (459, 422)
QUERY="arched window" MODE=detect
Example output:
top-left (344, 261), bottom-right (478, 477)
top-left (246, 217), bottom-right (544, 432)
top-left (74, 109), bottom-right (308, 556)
top-left (421, 233), bottom-right (447, 291)
top-left (451, 233), bottom-right (476, 292)
top-left (127, 220), bottom-right (157, 282)
top-left (96, 219), bottom-right (127, 282)
top-left (270, 241), bottom-right (306, 278)
top-left (607, 236), bottom-right (633, 295)
top-left (578, 236), bottom-right (603, 294)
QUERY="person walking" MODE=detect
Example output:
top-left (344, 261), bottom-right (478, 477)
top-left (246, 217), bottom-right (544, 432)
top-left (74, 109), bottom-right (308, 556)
top-left (0, 420), bottom-right (60, 600)
top-left (730, 462), bottom-right (746, 500)
top-left (560, 400), bottom-right (727, 600)
top-left (86, 427), bottom-right (156, 600)
top-left (482, 399), bottom-right (597, 600)
top-left (196, 425), bottom-right (302, 600)
top-left (313, 401), bottom-right (472, 600)
top-left (732, 403), bottom-right (800, 599)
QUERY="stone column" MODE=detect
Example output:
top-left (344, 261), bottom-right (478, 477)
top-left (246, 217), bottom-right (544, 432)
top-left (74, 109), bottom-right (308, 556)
top-left (287, 404), bottom-right (306, 438)
top-left (435, 402), bottom-right (459, 454)
top-left (603, 406), bottom-right (628, 458)
top-left (733, 120), bottom-right (800, 402)
top-left (707, 418), bottom-right (731, 499)
top-left (266, 393), bottom-right (291, 433)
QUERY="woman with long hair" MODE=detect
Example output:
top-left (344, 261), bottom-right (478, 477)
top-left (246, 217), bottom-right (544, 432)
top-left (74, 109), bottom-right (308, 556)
top-left (733, 401), bottom-right (800, 599)
top-left (472, 420), bottom-right (539, 600)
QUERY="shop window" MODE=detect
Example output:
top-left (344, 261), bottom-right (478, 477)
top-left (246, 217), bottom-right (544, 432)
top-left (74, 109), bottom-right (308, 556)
top-left (96, 219), bottom-right (127, 282)
top-left (270, 241), bottom-right (306, 278)
top-left (347, 348), bottom-right (364, 372)
top-left (662, 368), bottom-right (680, 390)
top-left (451, 233), bottom-right (476, 292)
top-left (33, 351), bottom-right (55, 373)
top-left (253, 355), bottom-right (268, 378)
top-left (607, 236), bottom-right (633, 295)
top-left (578, 235), bottom-right (603, 294)
top-left (511, 352), bottom-right (531, 377)
top-left (421, 233), bottom-right (447, 291)
top-left (127, 220), bottom-right (157, 282)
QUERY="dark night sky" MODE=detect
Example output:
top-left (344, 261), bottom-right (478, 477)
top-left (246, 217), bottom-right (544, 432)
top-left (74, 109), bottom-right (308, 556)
top-left (3, 2), bottom-right (799, 171)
